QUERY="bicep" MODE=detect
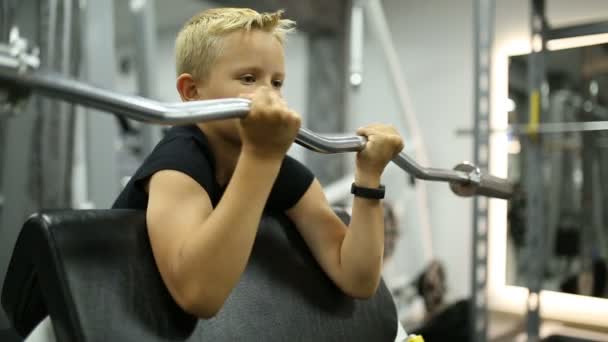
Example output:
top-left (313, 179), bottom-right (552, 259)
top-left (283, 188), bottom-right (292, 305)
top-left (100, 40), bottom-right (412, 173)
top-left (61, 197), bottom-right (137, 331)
top-left (286, 179), bottom-right (347, 280)
top-left (146, 170), bottom-right (213, 300)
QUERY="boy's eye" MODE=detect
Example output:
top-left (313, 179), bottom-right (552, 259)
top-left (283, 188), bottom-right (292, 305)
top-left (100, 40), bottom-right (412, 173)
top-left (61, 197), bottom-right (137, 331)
top-left (240, 75), bottom-right (256, 84)
top-left (272, 80), bottom-right (284, 88)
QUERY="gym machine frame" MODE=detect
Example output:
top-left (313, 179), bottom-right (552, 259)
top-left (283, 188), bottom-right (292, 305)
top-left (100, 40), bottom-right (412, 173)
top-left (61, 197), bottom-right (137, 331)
top-left (471, 1), bottom-right (494, 341)
top-left (0, 28), bottom-right (513, 200)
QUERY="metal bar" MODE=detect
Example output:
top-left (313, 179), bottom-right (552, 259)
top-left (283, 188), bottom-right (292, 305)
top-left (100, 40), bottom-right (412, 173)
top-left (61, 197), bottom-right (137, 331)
top-left (59, 0), bottom-right (75, 207)
top-left (392, 153), bottom-right (469, 182)
top-left (0, 63), bottom-right (513, 198)
top-left (512, 120), bottom-right (608, 134)
top-left (81, 0), bottom-right (119, 209)
top-left (457, 120), bottom-right (608, 135)
top-left (471, 0), bottom-right (494, 341)
top-left (295, 127), bottom-right (364, 153)
top-left (456, 94), bottom-right (608, 135)
top-left (525, 0), bottom-right (547, 339)
top-left (0, 68), bottom-right (253, 124)
top-left (547, 20), bottom-right (608, 40)
top-left (130, 0), bottom-right (163, 156)
top-left (349, 0), bottom-right (364, 87)
top-left (580, 131), bottom-right (599, 287)
top-left (305, 34), bottom-right (347, 185)
top-left (0, 0), bottom-right (41, 331)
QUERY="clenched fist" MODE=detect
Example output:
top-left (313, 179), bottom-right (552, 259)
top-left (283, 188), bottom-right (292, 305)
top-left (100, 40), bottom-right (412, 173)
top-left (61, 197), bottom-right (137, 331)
top-left (355, 124), bottom-right (404, 178)
top-left (239, 87), bottom-right (301, 160)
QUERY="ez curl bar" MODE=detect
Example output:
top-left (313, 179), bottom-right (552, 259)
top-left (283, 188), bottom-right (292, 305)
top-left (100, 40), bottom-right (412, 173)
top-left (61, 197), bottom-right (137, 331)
top-left (0, 29), bottom-right (513, 200)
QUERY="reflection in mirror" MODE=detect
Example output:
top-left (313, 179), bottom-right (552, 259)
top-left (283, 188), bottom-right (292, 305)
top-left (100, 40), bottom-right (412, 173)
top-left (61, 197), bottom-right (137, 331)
top-left (506, 43), bottom-right (608, 299)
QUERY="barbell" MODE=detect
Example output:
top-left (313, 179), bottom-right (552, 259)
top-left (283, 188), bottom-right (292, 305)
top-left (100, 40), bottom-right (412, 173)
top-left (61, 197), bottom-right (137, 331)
top-left (0, 29), bottom-right (513, 200)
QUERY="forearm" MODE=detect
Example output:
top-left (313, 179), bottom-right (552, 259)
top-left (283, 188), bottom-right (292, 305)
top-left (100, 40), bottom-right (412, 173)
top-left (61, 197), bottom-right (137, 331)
top-left (176, 151), bottom-right (282, 308)
top-left (339, 171), bottom-right (384, 297)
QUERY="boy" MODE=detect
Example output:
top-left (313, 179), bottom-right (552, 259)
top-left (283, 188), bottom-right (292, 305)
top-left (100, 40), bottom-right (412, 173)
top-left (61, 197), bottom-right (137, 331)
top-left (113, 7), bottom-right (404, 319)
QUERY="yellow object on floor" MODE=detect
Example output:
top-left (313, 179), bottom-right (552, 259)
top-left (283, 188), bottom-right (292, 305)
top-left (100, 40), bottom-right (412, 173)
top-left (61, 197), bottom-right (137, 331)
top-left (406, 335), bottom-right (424, 342)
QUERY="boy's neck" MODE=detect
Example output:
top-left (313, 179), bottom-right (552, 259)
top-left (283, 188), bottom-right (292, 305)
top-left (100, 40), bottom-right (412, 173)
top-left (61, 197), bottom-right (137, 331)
top-left (197, 124), bottom-right (240, 188)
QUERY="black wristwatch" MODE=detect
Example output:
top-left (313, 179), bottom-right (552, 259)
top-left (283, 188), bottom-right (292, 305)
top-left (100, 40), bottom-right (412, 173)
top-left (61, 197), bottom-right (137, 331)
top-left (351, 183), bottom-right (385, 199)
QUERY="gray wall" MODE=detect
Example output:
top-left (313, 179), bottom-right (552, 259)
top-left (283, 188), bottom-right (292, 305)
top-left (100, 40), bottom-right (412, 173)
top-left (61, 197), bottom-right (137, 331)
top-left (350, 0), bottom-right (475, 301)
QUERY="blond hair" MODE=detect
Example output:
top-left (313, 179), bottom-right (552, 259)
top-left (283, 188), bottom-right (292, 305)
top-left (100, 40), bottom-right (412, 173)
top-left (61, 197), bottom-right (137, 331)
top-left (175, 8), bottom-right (295, 80)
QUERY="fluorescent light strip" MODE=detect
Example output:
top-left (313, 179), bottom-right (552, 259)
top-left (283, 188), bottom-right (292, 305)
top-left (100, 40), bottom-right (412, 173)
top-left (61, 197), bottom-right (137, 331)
top-left (547, 33), bottom-right (608, 51)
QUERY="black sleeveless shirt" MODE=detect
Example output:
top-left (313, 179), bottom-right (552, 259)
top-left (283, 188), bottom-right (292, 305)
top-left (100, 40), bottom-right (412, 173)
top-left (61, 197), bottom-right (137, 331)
top-left (112, 125), bottom-right (314, 211)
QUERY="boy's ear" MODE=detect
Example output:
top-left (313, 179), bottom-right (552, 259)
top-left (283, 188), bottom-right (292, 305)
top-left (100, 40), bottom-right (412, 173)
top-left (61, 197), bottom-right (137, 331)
top-left (176, 73), bottom-right (199, 101)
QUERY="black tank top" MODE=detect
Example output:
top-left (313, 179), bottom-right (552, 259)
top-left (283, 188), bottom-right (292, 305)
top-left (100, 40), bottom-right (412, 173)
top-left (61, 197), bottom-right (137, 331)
top-left (112, 124), bottom-right (314, 211)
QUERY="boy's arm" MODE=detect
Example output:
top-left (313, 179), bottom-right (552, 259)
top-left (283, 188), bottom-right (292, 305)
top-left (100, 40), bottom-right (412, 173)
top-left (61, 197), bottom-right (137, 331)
top-left (146, 152), bottom-right (282, 318)
top-left (146, 87), bottom-right (301, 318)
top-left (286, 175), bottom-right (384, 299)
top-left (286, 124), bottom-right (403, 299)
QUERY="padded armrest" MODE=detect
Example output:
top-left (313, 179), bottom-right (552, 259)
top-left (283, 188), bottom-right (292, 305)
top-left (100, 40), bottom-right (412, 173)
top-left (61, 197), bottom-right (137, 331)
top-left (2, 209), bottom-right (397, 341)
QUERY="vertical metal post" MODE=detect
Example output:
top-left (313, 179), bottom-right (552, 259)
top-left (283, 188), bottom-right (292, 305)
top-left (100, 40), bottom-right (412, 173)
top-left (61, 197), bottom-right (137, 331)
top-left (305, 2), bottom-right (349, 185)
top-left (349, 0), bottom-right (364, 88)
top-left (0, 0), bottom-right (41, 330)
top-left (524, 0), bottom-right (547, 340)
top-left (0, 62), bottom-right (5, 309)
top-left (599, 133), bottom-right (608, 260)
top-left (130, 0), bottom-right (162, 156)
top-left (81, 0), bottom-right (120, 209)
top-left (581, 132), bottom-right (597, 277)
top-left (471, 1), bottom-right (494, 341)
top-left (38, 0), bottom-right (77, 211)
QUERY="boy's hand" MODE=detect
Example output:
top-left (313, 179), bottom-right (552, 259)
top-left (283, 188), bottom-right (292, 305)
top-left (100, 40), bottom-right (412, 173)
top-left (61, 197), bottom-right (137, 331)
top-left (239, 87), bottom-right (301, 160)
top-left (355, 124), bottom-right (404, 183)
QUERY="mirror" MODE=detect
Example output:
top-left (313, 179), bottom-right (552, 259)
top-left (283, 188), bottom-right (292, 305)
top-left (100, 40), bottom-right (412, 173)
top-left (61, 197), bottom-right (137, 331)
top-left (487, 35), bottom-right (608, 329)
top-left (506, 43), bottom-right (608, 299)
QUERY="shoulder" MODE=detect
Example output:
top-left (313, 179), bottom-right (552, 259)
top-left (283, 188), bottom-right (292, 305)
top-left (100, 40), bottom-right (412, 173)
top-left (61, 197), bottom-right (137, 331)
top-left (266, 155), bottom-right (315, 211)
top-left (160, 125), bottom-right (212, 155)
top-left (145, 135), bottom-right (212, 173)
top-left (138, 126), bottom-right (220, 201)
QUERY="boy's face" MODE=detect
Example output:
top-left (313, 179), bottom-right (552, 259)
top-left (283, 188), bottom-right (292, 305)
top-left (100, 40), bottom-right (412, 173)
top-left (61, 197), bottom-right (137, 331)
top-left (195, 29), bottom-right (286, 143)
top-left (196, 29), bottom-right (286, 99)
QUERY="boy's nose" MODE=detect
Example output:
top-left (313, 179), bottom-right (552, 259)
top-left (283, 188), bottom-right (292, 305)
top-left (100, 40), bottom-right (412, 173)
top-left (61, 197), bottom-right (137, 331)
top-left (256, 84), bottom-right (281, 96)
